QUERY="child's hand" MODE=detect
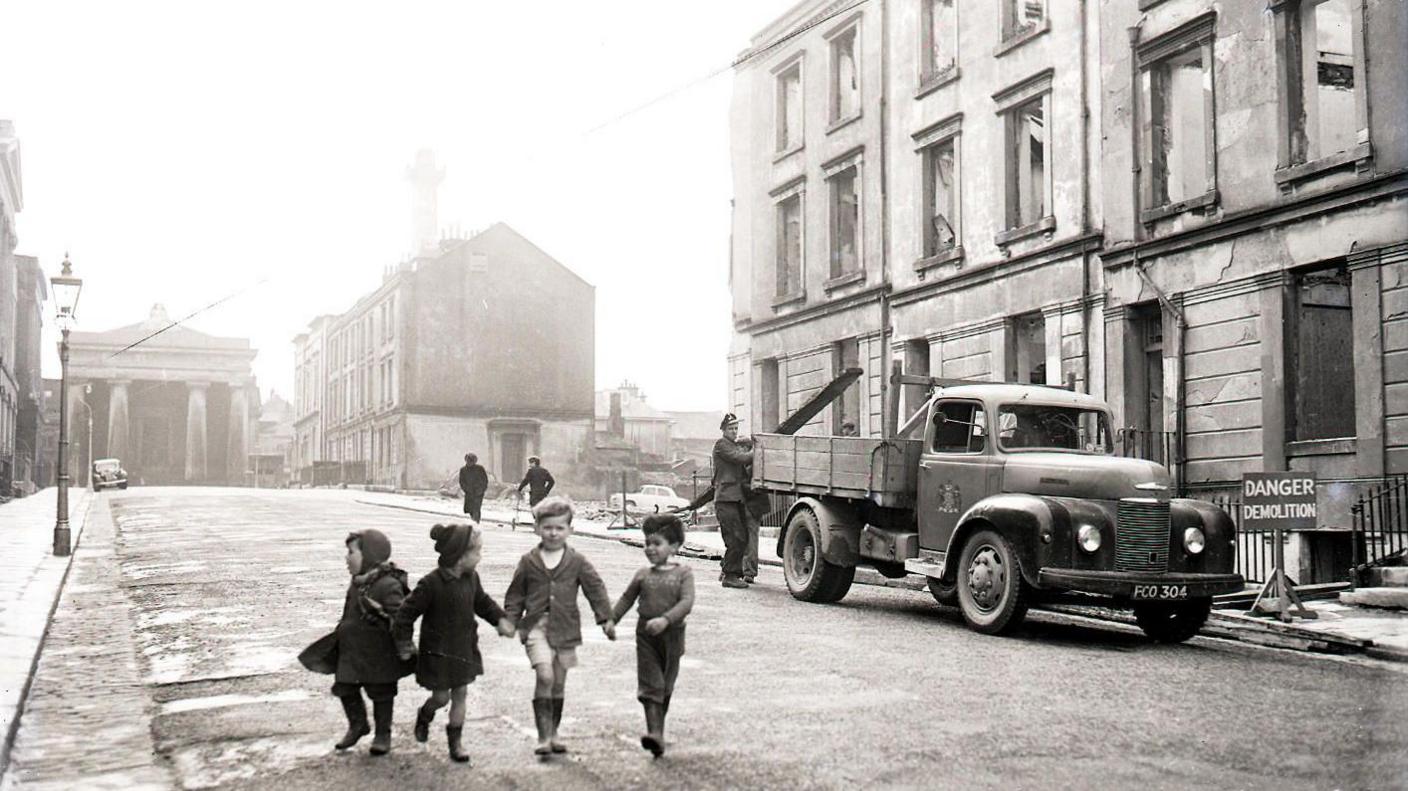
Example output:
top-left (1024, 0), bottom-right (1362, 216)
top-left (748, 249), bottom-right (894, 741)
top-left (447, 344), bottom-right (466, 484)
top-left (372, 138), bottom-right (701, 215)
top-left (397, 648), bottom-right (414, 661)
top-left (644, 617), bottom-right (669, 636)
top-left (497, 619), bottom-right (516, 638)
top-left (602, 620), bottom-right (617, 641)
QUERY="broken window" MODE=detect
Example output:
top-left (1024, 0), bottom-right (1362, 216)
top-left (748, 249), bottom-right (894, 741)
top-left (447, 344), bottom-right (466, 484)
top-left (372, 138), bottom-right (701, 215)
top-left (760, 358), bottom-right (780, 431)
top-left (922, 0), bottom-right (957, 82)
top-left (1003, 96), bottom-right (1049, 229)
top-left (1139, 32), bottom-right (1215, 208)
top-left (831, 26), bottom-right (860, 122)
top-left (922, 137), bottom-right (958, 256)
top-left (1008, 312), bottom-right (1047, 385)
top-left (1289, 262), bottom-right (1355, 441)
top-left (776, 192), bottom-right (804, 297)
top-left (776, 63), bottom-right (803, 152)
top-left (832, 338), bottom-right (861, 435)
top-left (1004, 0), bottom-right (1044, 40)
top-left (1300, 0), bottom-right (1358, 161)
top-left (828, 165), bottom-right (859, 278)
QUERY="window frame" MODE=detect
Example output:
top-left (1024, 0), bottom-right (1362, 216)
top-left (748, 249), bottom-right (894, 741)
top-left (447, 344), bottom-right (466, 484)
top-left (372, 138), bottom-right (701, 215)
top-left (1271, 0), bottom-right (1372, 186)
top-left (825, 18), bottom-right (863, 130)
top-left (1285, 261), bottom-right (1357, 443)
top-left (993, 71), bottom-right (1055, 243)
top-left (930, 399), bottom-right (988, 455)
top-left (823, 148), bottom-right (864, 288)
top-left (997, 0), bottom-right (1049, 56)
top-left (1134, 13), bottom-right (1219, 224)
top-left (770, 178), bottom-right (807, 307)
top-left (918, 0), bottom-right (960, 95)
top-left (913, 113), bottom-right (963, 269)
top-left (772, 54), bottom-right (806, 158)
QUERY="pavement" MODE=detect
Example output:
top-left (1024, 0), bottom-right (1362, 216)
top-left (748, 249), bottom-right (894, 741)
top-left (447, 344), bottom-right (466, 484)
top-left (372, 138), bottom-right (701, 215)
top-left (0, 487), bottom-right (93, 780)
top-left (4, 487), bottom-right (1406, 789)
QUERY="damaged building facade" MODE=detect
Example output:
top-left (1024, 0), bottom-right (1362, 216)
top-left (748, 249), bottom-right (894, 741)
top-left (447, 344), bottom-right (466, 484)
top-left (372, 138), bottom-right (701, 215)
top-left (729, 0), bottom-right (1407, 579)
top-left (293, 223), bottom-right (595, 491)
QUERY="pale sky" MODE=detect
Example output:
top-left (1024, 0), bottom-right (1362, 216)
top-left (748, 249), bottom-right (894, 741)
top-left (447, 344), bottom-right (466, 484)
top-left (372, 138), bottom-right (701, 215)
top-left (3, 1), bottom-right (794, 412)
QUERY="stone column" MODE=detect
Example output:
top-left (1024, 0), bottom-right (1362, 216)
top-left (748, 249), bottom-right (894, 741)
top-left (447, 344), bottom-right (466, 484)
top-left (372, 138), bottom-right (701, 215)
top-left (228, 384), bottom-right (250, 485)
top-left (185, 382), bottom-right (209, 482)
top-left (107, 380), bottom-right (131, 464)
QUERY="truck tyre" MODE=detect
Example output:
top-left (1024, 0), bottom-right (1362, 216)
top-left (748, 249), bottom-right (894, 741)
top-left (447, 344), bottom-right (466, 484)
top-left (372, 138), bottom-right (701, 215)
top-left (1133, 599), bottom-right (1211, 644)
top-left (927, 577), bottom-right (959, 607)
top-left (783, 508), bottom-right (854, 603)
top-left (956, 528), bottom-right (1029, 635)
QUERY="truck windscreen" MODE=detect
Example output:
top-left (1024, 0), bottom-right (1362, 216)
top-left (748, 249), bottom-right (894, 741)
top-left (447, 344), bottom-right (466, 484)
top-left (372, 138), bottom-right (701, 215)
top-left (996, 404), bottom-right (1113, 454)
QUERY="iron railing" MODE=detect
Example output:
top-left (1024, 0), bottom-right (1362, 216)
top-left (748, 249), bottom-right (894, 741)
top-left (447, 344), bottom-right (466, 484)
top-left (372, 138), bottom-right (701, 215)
top-left (1209, 494), bottom-right (1277, 585)
top-left (1351, 474), bottom-right (1408, 572)
top-left (1116, 427), bottom-right (1176, 468)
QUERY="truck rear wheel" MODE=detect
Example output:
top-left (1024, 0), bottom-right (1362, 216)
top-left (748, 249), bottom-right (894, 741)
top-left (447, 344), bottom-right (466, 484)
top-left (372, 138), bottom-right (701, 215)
top-left (783, 508), bottom-right (854, 603)
top-left (927, 577), bottom-right (958, 607)
top-left (1133, 599), bottom-right (1211, 643)
top-left (956, 528), bottom-right (1029, 635)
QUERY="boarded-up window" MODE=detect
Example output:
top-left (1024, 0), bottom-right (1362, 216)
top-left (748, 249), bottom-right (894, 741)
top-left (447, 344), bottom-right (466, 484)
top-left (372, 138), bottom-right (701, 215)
top-left (776, 193), bottom-right (803, 297)
top-left (828, 165), bottom-right (859, 278)
top-left (1290, 263), bottom-right (1355, 440)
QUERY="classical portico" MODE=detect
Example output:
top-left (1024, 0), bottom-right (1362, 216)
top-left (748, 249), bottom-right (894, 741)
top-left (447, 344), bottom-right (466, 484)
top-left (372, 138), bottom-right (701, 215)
top-left (65, 305), bottom-right (259, 486)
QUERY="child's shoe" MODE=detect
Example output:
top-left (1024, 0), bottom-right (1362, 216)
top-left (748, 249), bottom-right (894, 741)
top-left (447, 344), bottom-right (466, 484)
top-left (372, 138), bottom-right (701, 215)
top-left (446, 724), bottom-right (470, 764)
top-left (640, 701), bottom-right (665, 758)
top-left (532, 698), bottom-right (554, 756)
top-left (334, 695), bottom-right (371, 751)
top-left (550, 698), bottom-right (568, 753)
top-left (369, 700), bottom-right (394, 755)
top-left (721, 575), bottom-right (748, 589)
top-left (414, 701), bottom-right (436, 743)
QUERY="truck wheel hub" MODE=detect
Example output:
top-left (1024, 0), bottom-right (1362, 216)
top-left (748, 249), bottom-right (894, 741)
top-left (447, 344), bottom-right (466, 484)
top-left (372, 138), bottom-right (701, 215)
top-left (967, 547), bottom-right (1005, 609)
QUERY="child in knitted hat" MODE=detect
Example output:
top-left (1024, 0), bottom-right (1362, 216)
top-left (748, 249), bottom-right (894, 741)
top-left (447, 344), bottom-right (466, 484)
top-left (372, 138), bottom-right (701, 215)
top-left (393, 523), bottom-right (514, 764)
top-left (332, 529), bottom-right (410, 755)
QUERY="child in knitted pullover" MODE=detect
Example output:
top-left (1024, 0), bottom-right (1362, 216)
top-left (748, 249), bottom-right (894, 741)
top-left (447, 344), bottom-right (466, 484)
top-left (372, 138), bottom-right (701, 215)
top-left (611, 512), bottom-right (695, 757)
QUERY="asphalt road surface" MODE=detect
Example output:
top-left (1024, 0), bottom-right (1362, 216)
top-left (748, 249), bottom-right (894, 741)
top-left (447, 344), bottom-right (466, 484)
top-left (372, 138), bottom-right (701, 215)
top-left (29, 488), bottom-right (1408, 789)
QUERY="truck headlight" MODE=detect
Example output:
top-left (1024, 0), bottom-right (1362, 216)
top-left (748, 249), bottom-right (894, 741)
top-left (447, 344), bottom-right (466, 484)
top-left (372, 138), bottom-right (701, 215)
top-left (1183, 527), bottom-right (1206, 555)
top-left (1077, 524), bottom-right (1102, 553)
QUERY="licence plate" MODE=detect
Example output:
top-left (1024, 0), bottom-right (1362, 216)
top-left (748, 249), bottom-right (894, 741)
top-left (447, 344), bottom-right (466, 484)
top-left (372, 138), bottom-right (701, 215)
top-left (1132, 584), bottom-right (1188, 600)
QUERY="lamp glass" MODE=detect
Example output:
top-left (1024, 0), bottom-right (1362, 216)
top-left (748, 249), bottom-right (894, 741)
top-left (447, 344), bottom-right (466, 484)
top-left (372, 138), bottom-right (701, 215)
top-left (51, 277), bottom-right (82, 321)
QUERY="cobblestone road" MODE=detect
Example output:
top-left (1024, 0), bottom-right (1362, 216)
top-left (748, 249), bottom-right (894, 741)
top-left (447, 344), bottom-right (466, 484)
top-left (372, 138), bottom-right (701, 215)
top-left (6, 488), bottom-right (1408, 790)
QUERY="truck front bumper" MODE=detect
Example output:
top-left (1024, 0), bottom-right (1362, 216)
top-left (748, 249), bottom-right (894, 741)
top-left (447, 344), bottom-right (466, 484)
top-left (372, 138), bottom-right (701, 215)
top-left (1037, 568), bottom-right (1244, 599)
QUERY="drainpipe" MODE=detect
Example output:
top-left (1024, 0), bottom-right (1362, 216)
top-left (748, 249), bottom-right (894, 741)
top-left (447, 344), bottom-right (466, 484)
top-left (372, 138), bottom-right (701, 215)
top-left (879, 0), bottom-right (893, 437)
top-left (1079, 0), bottom-right (1092, 394)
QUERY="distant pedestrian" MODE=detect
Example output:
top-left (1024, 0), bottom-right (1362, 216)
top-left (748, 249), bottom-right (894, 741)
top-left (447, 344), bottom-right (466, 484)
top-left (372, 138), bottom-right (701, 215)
top-left (329, 530), bottom-right (410, 755)
top-left (394, 523), bottom-right (515, 764)
top-left (517, 456), bottom-right (555, 506)
top-left (840, 420), bottom-right (859, 437)
top-left (502, 496), bottom-right (616, 756)
top-left (611, 513), bottom-right (695, 757)
top-left (713, 413), bottom-right (755, 589)
top-left (459, 454), bottom-right (488, 522)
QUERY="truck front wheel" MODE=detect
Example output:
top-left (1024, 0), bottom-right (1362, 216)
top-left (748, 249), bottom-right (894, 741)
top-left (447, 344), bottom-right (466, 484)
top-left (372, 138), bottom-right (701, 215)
top-left (783, 508), bottom-right (855, 603)
top-left (956, 528), bottom-right (1029, 635)
top-left (1133, 599), bottom-right (1211, 643)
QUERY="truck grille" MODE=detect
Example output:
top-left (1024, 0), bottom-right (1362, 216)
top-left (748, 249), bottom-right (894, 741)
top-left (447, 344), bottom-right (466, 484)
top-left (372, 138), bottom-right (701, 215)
top-left (1116, 498), bottom-right (1170, 573)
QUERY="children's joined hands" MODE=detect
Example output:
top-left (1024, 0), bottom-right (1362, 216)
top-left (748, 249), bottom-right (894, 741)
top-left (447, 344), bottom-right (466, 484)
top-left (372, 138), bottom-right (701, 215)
top-left (496, 619), bottom-right (516, 638)
top-left (602, 620), bottom-right (617, 641)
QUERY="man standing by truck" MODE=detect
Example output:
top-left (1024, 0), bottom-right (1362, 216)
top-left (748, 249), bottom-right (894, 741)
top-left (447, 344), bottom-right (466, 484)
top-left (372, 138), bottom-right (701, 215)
top-left (713, 413), bottom-right (755, 589)
top-left (517, 456), bottom-right (555, 506)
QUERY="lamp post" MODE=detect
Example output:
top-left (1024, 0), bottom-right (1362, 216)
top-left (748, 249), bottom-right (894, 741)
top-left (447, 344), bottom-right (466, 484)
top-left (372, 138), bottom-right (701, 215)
top-left (51, 254), bottom-right (83, 557)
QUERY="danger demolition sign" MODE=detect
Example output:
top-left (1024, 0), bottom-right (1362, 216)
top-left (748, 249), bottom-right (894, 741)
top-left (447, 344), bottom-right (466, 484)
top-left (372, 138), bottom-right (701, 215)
top-left (1240, 472), bottom-right (1318, 530)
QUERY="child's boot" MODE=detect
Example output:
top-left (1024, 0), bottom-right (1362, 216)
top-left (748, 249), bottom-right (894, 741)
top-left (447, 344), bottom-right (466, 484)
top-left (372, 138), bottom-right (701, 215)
top-left (640, 701), bottom-right (665, 757)
top-left (369, 699), bottom-right (394, 755)
top-left (334, 694), bottom-right (370, 750)
top-left (549, 698), bottom-right (568, 753)
top-left (414, 700), bottom-right (436, 743)
top-left (446, 724), bottom-right (470, 764)
top-left (531, 698), bottom-right (553, 756)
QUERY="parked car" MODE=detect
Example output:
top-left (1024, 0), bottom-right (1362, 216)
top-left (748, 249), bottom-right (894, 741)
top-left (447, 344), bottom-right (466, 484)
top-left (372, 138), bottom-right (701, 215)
top-left (608, 484), bottom-right (689, 513)
top-left (92, 458), bottom-right (128, 491)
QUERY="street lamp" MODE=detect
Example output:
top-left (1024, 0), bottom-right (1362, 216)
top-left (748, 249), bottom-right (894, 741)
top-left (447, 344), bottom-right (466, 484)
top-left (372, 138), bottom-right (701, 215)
top-left (51, 254), bottom-right (83, 557)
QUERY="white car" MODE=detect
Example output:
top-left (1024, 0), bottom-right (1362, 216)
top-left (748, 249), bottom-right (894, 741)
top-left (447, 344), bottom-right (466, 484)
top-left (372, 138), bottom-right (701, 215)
top-left (608, 484), bottom-right (689, 513)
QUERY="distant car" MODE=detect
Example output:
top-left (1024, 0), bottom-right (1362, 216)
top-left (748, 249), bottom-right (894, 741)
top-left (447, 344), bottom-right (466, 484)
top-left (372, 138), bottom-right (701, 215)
top-left (92, 458), bottom-right (128, 491)
top-left (608, 484), bottom-right (689, 513)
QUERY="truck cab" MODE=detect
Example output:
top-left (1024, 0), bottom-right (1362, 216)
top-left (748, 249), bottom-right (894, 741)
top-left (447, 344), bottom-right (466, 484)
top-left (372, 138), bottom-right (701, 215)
top-left (764, 382), bottom-right (1243, 643)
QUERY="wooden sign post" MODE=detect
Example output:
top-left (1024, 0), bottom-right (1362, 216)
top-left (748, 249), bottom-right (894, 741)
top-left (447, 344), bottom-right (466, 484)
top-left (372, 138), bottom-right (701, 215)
top-left (1242, 471), bottom-right (1318, 621)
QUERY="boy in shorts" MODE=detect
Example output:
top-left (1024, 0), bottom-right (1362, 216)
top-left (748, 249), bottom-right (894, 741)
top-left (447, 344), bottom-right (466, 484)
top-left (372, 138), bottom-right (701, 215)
top-left (503, 496), bottom-right (616, 755)
top-left (612, 512), bottom-right (695, 757)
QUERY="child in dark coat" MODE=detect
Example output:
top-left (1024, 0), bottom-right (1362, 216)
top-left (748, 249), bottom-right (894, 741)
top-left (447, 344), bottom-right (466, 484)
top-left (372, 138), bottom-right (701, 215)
top-left (393, 523), bottom-right (514, 764)
top-left (333, 529), bottom-right (410, 755)
top-left (611, 513), bottom-right (695, 757)
top-left (503, 496), bottom-right (616, 756)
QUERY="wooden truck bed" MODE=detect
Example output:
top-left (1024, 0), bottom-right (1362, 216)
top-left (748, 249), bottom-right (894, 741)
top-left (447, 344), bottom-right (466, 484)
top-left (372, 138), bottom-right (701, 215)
top-left (752, 433), bottom-right (922, 508)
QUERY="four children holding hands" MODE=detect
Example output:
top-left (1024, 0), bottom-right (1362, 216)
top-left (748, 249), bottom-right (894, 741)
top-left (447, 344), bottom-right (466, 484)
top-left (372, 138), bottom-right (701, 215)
top-left (315, 495), bottom-right (695, 766)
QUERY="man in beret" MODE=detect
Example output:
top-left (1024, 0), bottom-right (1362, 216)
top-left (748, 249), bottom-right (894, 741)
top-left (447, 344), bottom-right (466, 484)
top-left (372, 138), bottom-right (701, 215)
top-left (712, 413), bottom-right (755, 589)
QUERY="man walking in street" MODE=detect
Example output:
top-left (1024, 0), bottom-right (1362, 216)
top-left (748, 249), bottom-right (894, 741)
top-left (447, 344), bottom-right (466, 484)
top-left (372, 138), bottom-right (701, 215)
top-left (712, 413), bottom-right (755, 589)
top-left (459, 454), bottom-right (488, 522)
top-left (517, 456), bottom-right (555, 507)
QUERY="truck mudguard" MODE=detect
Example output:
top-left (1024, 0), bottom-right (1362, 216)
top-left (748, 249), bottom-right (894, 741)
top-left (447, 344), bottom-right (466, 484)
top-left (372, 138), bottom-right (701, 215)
top-left (777, 496), bottom-right (864, 567)
top-left (943, 494), bottom-right (1065, 588)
